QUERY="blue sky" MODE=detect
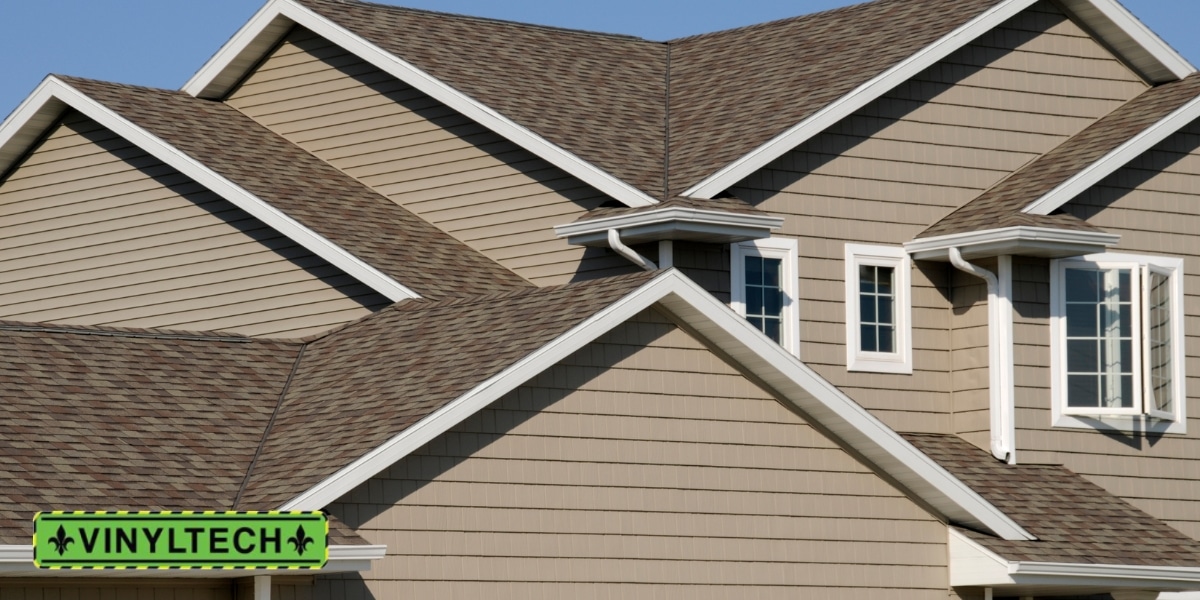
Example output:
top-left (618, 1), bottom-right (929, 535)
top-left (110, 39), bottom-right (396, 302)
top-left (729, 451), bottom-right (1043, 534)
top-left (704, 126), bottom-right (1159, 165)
top-left (1, 0), bottom-right (1197, 121)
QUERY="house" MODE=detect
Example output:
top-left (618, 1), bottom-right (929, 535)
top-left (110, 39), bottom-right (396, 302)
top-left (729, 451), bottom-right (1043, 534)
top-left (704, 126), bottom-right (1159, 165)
top-left (2, 0), bottom-right (1200, 597)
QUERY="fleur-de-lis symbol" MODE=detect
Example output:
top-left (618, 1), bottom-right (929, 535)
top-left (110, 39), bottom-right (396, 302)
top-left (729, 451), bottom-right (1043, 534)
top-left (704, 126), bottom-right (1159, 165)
top-left (49, 525), bottom-right (74, 556)
top-left (287, 525), bottom-right (314, 553)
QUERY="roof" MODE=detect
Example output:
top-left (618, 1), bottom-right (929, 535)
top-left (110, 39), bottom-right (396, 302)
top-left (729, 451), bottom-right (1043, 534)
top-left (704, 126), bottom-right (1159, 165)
top-left (58, 76), bottom-right (532, 301)
top-left (264, 0), bottom-right (1004, 200)
top-left (237, 270), bottom-right (660, 508)
top-left (0, 322), bottom-right (299, 545)
top-left (920, 74), bottom-right (1200, 239)
top-left (575, 196), bottom-right (770, 223)
top-left (905, 433), bottom-right (1200, 566)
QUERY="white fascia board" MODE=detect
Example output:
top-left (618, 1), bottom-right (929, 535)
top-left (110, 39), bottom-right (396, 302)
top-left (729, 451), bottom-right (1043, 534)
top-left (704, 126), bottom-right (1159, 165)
top-left (682, 0), bottom-right (1039, 199)
top-left (904, 227), bottom-right (1121, 261)
top-left (554, 208), bottom-right (783, 245)
top-left (183, 0), bottom-right (297, 99)
top-left (283, 269), bottom-right (1034, 542)
top-left (948, 527), bottom-right (1013, 587)
top-left (1023, 92), bottom-right (1200, 216)
top-left (29, 77), bottom-right (416, 302)
top-left (0, 78), bottom-right (69, 177)
top-left (1060, 0), bottom-right (1194, 82)
top-left (0, 545), bottom-right (383, 576)
top-left (184, 0), bottom-right (658, 209)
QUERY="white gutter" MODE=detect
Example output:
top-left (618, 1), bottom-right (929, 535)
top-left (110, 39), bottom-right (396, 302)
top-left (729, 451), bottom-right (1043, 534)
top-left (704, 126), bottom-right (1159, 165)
top-left (0, 544), bottom-right (386, 576)
top-left (948, 248), bottom-right (1015, 464)
top-left (607, 229), bottom-right (657, 272)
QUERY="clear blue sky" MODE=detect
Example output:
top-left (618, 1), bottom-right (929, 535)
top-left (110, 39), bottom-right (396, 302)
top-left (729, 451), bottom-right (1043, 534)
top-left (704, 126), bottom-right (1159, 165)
top-left (1, 0), bottom-right (1197, 121)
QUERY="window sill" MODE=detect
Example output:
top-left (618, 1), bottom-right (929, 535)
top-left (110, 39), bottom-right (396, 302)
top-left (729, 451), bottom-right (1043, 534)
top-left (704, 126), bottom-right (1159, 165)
top-left (1052, 412), bottom-right (1186, 435)
top-left (847, 354), bottom-right (912, 374)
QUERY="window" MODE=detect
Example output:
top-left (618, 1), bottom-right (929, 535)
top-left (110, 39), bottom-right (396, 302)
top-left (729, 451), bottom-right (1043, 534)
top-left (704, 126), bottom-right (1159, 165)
top-left (845, 244), bottom-right (912, 374)
top-left (731, 238), bottom-right (798, 355)
top-left (1051, 253), bottom-right (1185, 432)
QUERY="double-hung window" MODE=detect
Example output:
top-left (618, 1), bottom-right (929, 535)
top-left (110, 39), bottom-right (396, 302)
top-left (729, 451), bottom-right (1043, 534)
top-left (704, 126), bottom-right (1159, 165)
top-left (1051, 253), bottom-right (1185, 432)
top-left (731, 238), bottom-right (799, 355)
top-left (845, 244), bottom-right (912, 373)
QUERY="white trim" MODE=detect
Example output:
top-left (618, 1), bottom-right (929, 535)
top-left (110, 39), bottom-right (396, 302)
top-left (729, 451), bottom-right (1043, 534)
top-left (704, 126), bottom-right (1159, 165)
top-left (683, 0), bottom-right (1040, 198)
top-left (1023, 93), bottom-right (1200, 216)
top-left (555, 207), bottom-right (783, 246)
top-left (0, 77), bottom-right (418, 303)
top-left (905, 227), bottom-right (1120, 261)
top-left (1059, 0), bottom-right (1195, 82)
top-left (0, 544), bottom-right (385, 576)
top-left (1050, 252), bottom-right (1187, 434)
top-left (282, 269), bottom-right (1034, 542)
top-left (685, 0), bottom-right (1195, 200)
top-left (183, 0), bottom-right (296, 99)
top-left (184, 0), bottom-right (658, 209)
top-left (844, 244), bottom-right (912, 374)
top-left (732, 238), bottom-right (800, 356)
top-left (951, 528), bottom-right (1200, 590)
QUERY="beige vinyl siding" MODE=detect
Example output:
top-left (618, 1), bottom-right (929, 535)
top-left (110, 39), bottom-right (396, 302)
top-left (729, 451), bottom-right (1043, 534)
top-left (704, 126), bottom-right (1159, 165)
top-left (728, 1), bottom-right (1145, 433)
top-left (1012, 119), bottom-right (1200, 540)
top-left (322, 309), bottom-right (948, 599)
top-left (0, 579), bottom-right (233, 599)
top-left (226, 28), bottom-right (628, 287)
top-left (0, 112), bottom-right (390, 338)
top-left (950, 264), bottom-right (993, 449)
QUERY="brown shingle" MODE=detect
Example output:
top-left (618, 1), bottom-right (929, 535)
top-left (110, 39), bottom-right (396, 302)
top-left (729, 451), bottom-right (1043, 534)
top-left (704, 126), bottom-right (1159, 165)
top-left (238, 270), bottom-right (661, 508)
top-left (58, 76), bottom-right (532, 300)
top-left (292, 0), bottom-right (1003, 200)
top-left (920, 74), bottom-right (1200, 239)
top-left (905, 434), bottom-right (1200, 566)
top-left (0, 322), bottom-right (300, 545)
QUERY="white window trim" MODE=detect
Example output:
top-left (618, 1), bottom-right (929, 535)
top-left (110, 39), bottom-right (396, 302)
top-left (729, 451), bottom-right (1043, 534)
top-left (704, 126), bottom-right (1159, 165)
top-left (1050, 252), bottom-right (1186, 434)
top-left (731, 238), bottom-right (800, 356)
top-left (845, 244), bottom-right (913, 374)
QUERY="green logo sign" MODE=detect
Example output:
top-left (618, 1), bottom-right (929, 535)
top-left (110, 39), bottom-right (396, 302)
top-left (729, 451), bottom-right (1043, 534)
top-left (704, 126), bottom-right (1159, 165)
top-left (33, 511), bottom-right (327, 570)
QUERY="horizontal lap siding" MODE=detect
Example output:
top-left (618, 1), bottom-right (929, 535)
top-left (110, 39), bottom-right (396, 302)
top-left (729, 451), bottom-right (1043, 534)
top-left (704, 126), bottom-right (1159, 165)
top-left (0, 112), bottom-right (388, 338)
top-left (1018, 120), bottom-right (1200, 539)
top-left (227, 28), bottom-right (624, 287)
top-left (323, 310), bottom-right (948, 599)
top-left (728, 1), bottom-right (1144, 434)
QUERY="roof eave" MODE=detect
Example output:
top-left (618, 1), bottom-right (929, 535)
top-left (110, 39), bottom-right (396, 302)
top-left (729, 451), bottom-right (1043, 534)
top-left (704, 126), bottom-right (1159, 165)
top-left (183, 0), bottom-right (659, 209)
top-left (555, 208), bottom-right (783, 246)
top-left (0, 544), bottom-right (386, 577)
top-left (950, 529), bottom-right (1200, 593)
top-left (1059, 0), bottom-right (1195, 83)
top-left (905, 227), bottom-right (1121, 261)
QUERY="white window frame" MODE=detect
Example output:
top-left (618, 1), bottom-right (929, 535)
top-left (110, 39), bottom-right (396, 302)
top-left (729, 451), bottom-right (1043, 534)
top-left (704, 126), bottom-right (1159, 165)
top-left (1050, 252), bottom-right (1186, 434)
top-left (731, 238), bottom-right (799, 356)
top-left (844, 244), bottom-right (912, 374)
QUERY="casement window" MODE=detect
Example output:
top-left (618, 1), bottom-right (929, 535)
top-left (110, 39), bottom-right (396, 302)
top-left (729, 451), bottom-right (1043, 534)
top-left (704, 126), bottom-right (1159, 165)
top-left (844, 244), bottom-right (912, 374)
top-left (1051, 253), bottom-right (1185, 432)
top-left (731, 238), bottom-right (799, 355)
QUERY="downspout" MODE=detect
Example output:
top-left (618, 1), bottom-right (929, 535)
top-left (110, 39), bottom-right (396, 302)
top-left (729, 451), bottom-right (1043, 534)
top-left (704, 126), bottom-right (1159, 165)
top-left (607, 229), bottom-right (658, 272)
top-left (949, 248), bottom-right (1015, 464)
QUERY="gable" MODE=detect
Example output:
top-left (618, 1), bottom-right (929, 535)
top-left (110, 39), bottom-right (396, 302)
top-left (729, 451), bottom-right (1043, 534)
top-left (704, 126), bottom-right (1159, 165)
top-left (226, 27), bottom-right (634, 286)
top-left (323, 309), bottom-right (949, 598)
top-left (0, 110), bottom-right (390, 337)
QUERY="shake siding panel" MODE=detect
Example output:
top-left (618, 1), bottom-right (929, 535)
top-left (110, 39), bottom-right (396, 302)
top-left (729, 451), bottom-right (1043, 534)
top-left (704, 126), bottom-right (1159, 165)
top-left (1016, 119), bottom-right (1200, 539)
top-left (0, 112), bottom-right (389, 338)
top-left (728, 2), bottom-right (1143, 434)
top-left (227, 27), bottom-right (626, 286)
top-left (324, 310), bottom-right (948, 598)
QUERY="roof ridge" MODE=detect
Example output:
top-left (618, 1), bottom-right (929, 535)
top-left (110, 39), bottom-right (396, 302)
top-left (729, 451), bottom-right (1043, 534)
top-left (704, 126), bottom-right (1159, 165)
top-left (666, 0), bottom-right (889, 43)
top-left (305, 0), bottom-right (655, 42)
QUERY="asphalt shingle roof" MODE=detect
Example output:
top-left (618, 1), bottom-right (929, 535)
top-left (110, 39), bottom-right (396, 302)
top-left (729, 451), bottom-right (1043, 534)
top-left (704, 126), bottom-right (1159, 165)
top-left (920, 74), bottom-right (1200, 238)
top-left (238, 270), bottom-right (660, 508)
top-left (59, 77), bottom-right (532, 301)
top-left (294, 0), bottom-right (1003, 199)
top-left (905, 433), bottom-right (1200, 566)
